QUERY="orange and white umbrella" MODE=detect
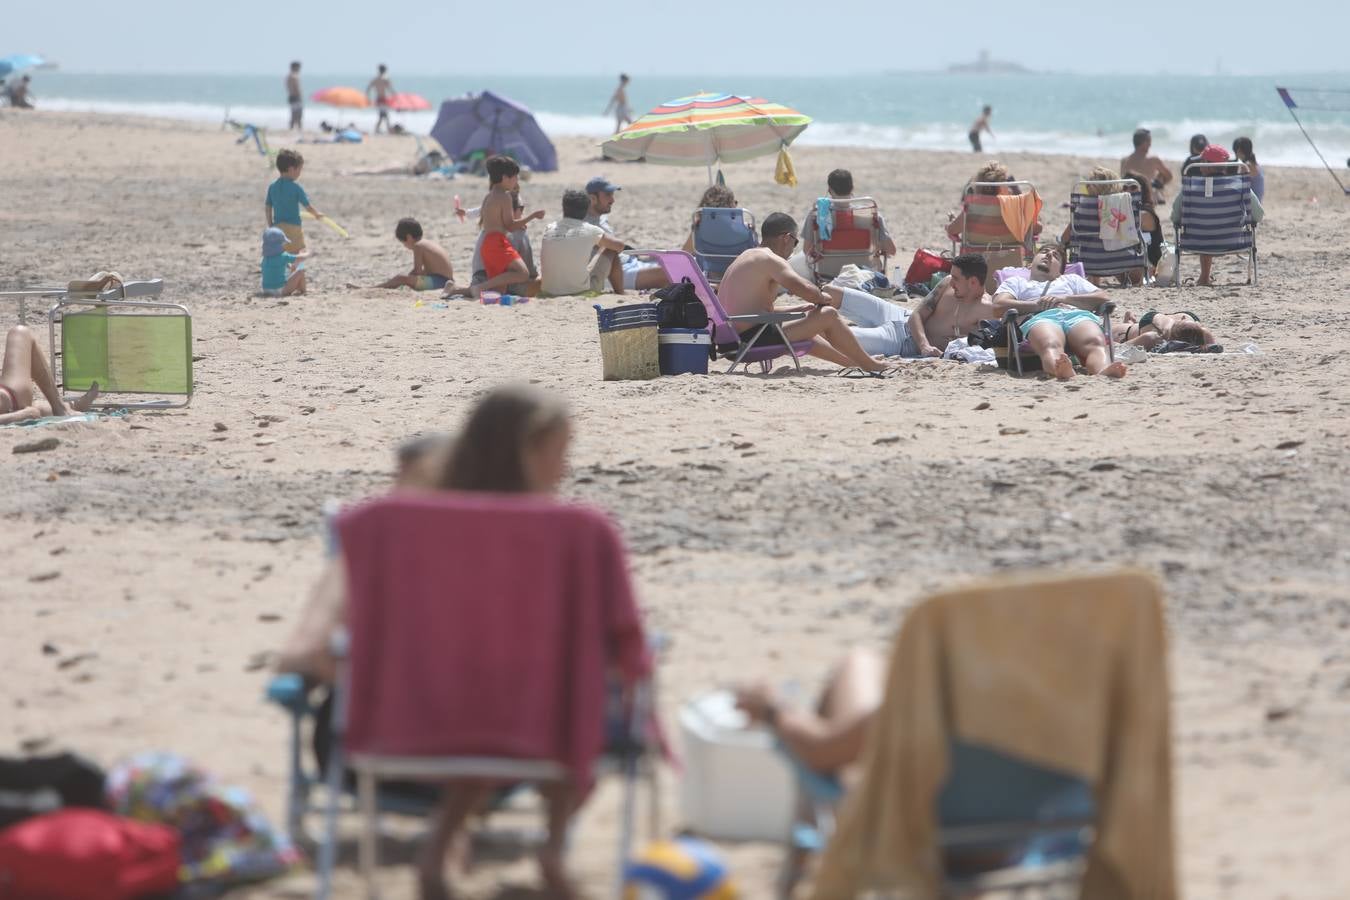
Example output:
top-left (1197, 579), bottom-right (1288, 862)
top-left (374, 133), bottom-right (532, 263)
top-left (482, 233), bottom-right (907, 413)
top-left (310, 86), bottom-right (368, 108)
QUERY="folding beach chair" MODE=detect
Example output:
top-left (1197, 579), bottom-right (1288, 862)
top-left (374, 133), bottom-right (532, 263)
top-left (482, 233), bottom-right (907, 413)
top-left (692, 207), bottom-right (757, 284)
top-left (315, 494), bottom-right (662, 900)
top-left (805, 569), bottom-right (1176, 900)
top-left (45, 279), bottom-right (192, 409)
top-left (805, 197), bottom-right (889, 281)
top-left (1068, 180), bottom-right (1148, 283)
top-left (633, 250), bottom-right (814, 374)
top-left (1174, 161), bottom-right (1258, 287)
top-left (951, 181), bottom-right (1041, 290)
top-left (981, 267), bottom-right (1115, 377)
top-left (1, 277), bottom-right (162, 327)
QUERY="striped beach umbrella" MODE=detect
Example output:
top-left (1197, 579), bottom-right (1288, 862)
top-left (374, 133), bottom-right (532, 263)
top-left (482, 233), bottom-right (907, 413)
top-left (601, 92), bottom-right (811, 170)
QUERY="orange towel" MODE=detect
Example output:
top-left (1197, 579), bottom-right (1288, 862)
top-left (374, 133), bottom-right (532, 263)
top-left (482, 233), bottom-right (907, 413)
top-left (997, 190), bottom-right (1043, 250)
top-left (812, 568), bottom-right (1176, 900)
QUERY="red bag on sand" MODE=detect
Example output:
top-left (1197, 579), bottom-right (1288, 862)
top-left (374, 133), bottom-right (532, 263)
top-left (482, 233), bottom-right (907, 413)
top-left (0, 808), bottom-right (180, 900)
top-left (904, 248), bottom-right (953, 284)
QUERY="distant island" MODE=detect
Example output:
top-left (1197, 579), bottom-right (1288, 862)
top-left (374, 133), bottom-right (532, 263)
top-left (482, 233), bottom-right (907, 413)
top-left (947, 50), bottom-right (1032, 75)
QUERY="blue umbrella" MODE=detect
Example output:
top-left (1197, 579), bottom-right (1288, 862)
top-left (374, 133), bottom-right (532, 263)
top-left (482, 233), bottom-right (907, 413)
top-left (430, 91), bottom-right (557, 172)
top-left (0, 54), bottom-right (48, 79)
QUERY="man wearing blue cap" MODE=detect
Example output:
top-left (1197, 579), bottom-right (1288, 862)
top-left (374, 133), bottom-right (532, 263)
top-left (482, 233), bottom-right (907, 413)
top-left (584, 176), bottom-right (668, 294)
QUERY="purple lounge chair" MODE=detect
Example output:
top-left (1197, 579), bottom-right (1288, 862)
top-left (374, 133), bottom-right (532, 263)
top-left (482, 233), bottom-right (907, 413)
top-left (632, 250), bottom-right (814, 374)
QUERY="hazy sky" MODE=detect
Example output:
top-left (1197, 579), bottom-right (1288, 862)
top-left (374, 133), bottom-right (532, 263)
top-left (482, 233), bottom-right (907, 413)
top-left (8, 0), bottom-right (1346, 77)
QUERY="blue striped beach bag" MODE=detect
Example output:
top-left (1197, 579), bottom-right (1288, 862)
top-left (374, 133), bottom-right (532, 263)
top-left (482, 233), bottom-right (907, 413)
top-left (594, 303), bottom-right (660, 381)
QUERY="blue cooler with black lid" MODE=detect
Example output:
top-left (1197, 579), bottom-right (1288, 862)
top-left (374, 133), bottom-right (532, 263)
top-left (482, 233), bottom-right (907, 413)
top-left (658, 327), bottom-right (710, 375)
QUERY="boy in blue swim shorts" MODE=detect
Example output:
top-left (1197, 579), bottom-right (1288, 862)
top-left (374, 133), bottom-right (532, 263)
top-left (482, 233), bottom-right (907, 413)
top-left (992, 245), bottom-right (1128, 379)
top-left (372, 218), bottom-right (458, 291)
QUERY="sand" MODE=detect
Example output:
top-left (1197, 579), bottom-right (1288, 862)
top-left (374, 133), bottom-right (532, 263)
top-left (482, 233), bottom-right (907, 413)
top-left (2, 110), bottom-right (1349, 898)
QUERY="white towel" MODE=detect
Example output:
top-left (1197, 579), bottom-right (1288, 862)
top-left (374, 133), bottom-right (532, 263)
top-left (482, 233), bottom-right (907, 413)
top-left (1099, 192), bottom-right (1139, 252)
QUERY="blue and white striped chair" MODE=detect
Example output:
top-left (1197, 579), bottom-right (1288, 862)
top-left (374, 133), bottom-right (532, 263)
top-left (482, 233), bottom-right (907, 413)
top-left (1068, 181), bottom-right (1147, 284)
top-left (1174, 162), bottom-right (1258, 287)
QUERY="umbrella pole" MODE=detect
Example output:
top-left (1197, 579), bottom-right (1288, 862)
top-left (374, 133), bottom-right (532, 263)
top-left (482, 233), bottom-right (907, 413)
top-left (706, 163), bottom-right (713, 185)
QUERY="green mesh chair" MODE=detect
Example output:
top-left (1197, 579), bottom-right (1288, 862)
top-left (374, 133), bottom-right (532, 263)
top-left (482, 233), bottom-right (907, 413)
top-left (48, 298), bottom-right (193, 408)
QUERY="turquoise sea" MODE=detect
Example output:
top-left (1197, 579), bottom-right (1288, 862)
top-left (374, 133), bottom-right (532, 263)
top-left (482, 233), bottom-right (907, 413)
top-left (23, 71), bottom-right (1350, 168)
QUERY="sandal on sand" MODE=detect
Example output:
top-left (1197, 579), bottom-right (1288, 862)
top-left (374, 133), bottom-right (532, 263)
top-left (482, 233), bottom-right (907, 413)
top-left (839, 367), bottom-right (896, 379)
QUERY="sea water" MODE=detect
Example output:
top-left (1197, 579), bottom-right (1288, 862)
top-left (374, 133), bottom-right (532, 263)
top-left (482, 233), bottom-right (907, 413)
top-left (23, 71), bottom-right (1350, 168)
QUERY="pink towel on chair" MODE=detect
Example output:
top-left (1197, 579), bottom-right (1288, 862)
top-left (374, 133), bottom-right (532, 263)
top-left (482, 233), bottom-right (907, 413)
top-left (337, 492), bottom-right (652, 792)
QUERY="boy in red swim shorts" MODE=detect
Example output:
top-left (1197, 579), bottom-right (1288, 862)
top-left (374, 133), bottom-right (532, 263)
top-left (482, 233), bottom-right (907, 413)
top-left (473, 156), bottom-right (544, 298)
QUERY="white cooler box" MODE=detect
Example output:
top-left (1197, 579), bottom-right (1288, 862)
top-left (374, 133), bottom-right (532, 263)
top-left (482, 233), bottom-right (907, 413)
top-left (678, 690), bottom-right (795, 842)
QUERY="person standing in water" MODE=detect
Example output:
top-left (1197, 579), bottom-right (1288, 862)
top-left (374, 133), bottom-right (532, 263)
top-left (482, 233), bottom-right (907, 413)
top-left (604, 74), bottom-right (633, 134)
top-left (367, 64), bottom-right (395, 134)
top-left (286, 61), bottom-right (303, 131)
top-left (968, 105), bottom-right (993, 152)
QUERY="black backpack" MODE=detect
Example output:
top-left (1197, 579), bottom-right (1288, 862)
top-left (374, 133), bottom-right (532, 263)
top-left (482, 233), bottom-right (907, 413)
top-left (653, 278), bottom-right (709, 330)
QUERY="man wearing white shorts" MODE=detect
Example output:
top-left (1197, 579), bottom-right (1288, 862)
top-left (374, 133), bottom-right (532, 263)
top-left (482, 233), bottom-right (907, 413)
top-left (583, 176), bottom-right (668, 294)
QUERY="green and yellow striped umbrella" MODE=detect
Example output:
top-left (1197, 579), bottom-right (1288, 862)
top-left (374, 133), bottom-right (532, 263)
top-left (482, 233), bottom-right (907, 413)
top-left (601, 92), bottom-right (812, 168)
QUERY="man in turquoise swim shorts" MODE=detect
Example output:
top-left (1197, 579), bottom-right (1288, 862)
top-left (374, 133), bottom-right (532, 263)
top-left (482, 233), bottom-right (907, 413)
top-left (992, 246), bottom-right (1126, 379)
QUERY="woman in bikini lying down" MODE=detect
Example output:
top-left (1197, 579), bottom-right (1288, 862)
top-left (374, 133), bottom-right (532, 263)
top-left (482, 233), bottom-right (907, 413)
top-left (0, 325), bottom-right (100, 425)
top-left (1114, 309), bottom-right (1214, 349)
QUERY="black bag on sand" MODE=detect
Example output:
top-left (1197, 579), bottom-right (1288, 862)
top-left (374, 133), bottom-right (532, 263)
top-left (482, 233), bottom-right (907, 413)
top-left (653, 278), bottom-right (709, 330)
top-left (0, 752), bottom-right (107, 829)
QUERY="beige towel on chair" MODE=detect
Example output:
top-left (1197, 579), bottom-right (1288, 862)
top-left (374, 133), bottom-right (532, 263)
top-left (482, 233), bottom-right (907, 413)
top-left (811, 568), bottom-right (1176, 900)
top-left (65, 271), bottom-right (124, 299)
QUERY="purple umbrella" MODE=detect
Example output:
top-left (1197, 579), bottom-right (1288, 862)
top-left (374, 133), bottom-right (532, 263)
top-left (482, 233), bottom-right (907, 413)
top-left (430, 91), bottom-right (557, 172)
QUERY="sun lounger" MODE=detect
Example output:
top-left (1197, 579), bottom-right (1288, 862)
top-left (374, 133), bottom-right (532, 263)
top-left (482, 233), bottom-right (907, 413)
top-left (692, 207), bottom-right (757, 284)
top-left (1174, 161), bottom-right (1258, 287)
top-left (632, 250), bottom-right (813, 374)
top-left (809, 568), bottom-right (1176, 900)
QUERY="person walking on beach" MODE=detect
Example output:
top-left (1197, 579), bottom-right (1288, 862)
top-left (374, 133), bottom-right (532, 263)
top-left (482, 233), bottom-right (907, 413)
top-left (968, 105), bottom-right (993, 152)
top-left (604, 74), bottom-right (633, 135)
top-left (286, 61), bottom-right (303, 131)
top-left (367, 64), bottom-right (395, 134)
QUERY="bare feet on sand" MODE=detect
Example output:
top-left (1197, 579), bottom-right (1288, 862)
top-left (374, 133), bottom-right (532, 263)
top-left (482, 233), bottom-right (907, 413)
top-left (1099, 361), bottom-right (1128, 378)
top-left (1047, 352), bottom-right (1076, 380)
top-left (65, 381), bottom-right (100, 414)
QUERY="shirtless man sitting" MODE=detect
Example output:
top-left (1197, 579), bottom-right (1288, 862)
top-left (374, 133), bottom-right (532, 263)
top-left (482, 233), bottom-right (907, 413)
top-left (992, 245), bottom-right (1126, 379)
top-left (0, 325), bottom-right (100, 424)
top-left (1121, 127), bottom-right (1173, 202)
top-left (821, 253), bottom-right (993, 358)
top-left (717, 213), bottom-right (893, 375)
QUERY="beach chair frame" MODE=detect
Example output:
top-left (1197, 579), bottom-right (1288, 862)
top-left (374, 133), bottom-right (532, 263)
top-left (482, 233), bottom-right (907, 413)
top-left (46, 286), bottom-right (192, 409)
top-left (1174, 161), bottom-right (1258, 288)
top-left (300, 497), bottom-right (665, 900)
top-left (998, 302), bottom-right (1117, 378)
top-left (2, 278), bottom-right (163, 327)
top-left (806, 196), bottom-right (889, 282)
top-left (691, 207), bottom-right (758, 285)
top-left (951, 180), bottom-right (1039, 260)
top-left (1068, 179), bottom-right (1148, 283)
top-left (632, 250), bottom-right (814, 374)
